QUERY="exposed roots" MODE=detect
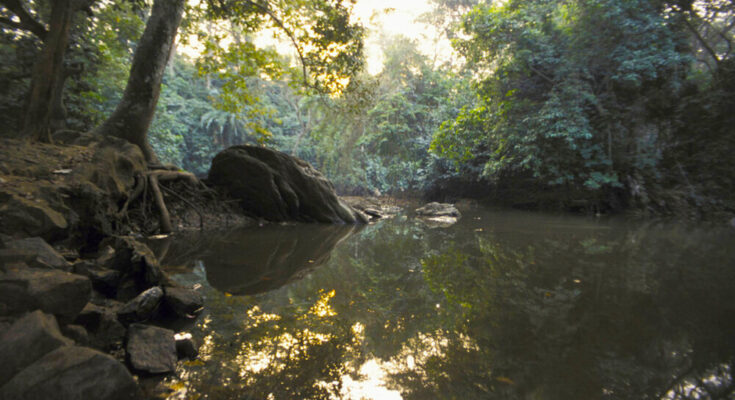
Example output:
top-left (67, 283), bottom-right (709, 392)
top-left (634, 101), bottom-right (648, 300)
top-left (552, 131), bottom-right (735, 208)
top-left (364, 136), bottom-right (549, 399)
top-left (118, 168), bottom-right (212, 234)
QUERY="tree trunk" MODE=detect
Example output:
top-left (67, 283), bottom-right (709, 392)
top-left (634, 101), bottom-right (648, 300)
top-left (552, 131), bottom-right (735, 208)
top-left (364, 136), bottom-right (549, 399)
top-left (21, 0), bottom-right (74, 142)
top-left (96, 0), bottom-right (185, 163)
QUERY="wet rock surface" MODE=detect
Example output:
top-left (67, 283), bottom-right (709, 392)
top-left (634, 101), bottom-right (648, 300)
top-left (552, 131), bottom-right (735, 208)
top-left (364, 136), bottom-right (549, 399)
top-left (342, 196), bottom-right (402, 221)
top-left (126, 323), bottom-right (177, 374)
top-left (163, 286), bottom-right (203, 317)
top-left (118, 286), bottom-right (164, 324)
top-left (209, 145), bottom-right (367, 223)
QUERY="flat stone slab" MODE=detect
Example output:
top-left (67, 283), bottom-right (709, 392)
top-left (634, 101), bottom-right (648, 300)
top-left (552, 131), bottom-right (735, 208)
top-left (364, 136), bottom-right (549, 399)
top-left (126, 323), bottom-right (176, 374)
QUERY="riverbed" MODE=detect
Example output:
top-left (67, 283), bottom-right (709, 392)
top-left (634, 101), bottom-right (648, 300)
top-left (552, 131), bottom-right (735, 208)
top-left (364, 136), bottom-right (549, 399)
top-left (152, 205), bottom-right (735, 399)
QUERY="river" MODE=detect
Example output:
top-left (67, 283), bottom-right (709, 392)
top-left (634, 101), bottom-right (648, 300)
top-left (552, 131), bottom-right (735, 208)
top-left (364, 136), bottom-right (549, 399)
top-left (151, 205), bottom-right (735, 400)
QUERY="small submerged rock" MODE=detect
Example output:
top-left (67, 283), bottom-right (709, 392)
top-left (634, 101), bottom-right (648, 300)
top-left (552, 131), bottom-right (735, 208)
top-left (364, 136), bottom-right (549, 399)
top-left (174, 332), bottom-right (198, 360)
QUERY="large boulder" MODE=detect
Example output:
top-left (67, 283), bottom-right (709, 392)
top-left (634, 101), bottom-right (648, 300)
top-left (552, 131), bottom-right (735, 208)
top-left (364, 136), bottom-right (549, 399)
top-left (126, 323), bottom-right (177, 374)
top-left (0, 192), bottom-right (68, 241)
top-left (3, 237), bottom-right (72, 271)
top-left (208, 145), bottom-right (367, 223)
top-left (0, 267), bottom-right (91, 323)
top-left (0, 346), bottom-right (141, 400)
top-left (0, 311), bottom-right (72, 386)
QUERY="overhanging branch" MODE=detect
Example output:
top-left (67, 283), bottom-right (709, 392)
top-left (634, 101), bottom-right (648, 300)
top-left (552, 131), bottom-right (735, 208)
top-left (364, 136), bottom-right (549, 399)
top-left (0, 0), bottom-right (48, 41)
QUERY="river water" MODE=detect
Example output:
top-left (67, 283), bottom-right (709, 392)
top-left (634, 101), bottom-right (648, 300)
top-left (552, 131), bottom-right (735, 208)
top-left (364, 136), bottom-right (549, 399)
top-left (153, 206), bottom-right (735, 400)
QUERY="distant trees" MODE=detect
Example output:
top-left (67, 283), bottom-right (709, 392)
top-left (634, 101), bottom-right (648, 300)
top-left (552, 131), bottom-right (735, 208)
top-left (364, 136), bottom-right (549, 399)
top-left (429, 0), bottom-right (735, 213)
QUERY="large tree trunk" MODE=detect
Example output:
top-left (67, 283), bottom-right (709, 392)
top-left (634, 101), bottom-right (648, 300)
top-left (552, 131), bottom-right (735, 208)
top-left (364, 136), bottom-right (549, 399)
top-left (21, 0), bottom-right (74, 142)
top-left (95, 0), bottom-right (185, 163)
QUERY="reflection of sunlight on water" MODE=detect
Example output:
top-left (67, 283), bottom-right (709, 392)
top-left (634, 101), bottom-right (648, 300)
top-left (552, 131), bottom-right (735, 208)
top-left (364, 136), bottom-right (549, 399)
top-left (341, 359), bottom-right (403, 400)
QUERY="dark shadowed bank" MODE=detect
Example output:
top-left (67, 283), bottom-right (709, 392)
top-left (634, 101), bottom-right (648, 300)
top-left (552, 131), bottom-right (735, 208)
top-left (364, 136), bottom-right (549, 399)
top-left (0, 135), bottom-right (368, 399)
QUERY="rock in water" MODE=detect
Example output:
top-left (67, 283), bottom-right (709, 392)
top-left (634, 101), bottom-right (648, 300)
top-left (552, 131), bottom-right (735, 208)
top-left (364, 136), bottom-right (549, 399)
top-left (208, 145), bottom-right (367, 223)
top-left (126, 323), bottom-right (177, 374)
top-left (117, 286), bottom-right (164, 324)
top-left (163, 286), bottom-right (203, 318)
top-left (0, 311), bottom-right (72, 386)
top-left (0, 346), bottom-right (141, 400)
top-left (415, 202), bottom-right (461, 218)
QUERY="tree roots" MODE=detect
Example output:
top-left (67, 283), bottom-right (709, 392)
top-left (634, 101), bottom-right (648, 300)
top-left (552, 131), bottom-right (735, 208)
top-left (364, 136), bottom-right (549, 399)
top-left (119, 168), bottom-right (209, 234)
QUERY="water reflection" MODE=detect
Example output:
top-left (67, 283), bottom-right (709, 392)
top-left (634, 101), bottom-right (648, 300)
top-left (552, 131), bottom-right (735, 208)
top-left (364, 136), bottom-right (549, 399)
top-left (159, 209), bottom-right (735, 400)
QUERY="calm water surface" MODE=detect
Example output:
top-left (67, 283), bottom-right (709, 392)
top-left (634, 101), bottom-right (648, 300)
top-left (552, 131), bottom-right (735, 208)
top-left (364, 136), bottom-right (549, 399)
top-left (153, 206), bottom-right (735, 400)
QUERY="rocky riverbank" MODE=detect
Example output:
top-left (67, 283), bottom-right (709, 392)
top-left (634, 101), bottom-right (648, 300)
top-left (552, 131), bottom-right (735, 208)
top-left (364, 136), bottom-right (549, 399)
top-left (0, 136), bottom-right (374, 399)
top-left (0, 234), bottom-right (203, 399)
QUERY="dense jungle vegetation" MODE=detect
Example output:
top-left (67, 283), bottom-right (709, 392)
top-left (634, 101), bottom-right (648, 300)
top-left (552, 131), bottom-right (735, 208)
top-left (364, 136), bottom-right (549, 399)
top-left (1, 0), bottom-right (733, 218)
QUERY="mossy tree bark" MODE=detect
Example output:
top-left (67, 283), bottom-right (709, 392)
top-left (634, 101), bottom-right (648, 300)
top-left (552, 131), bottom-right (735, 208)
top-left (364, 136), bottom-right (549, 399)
top-left (95, 0), bottom-right (186, 164)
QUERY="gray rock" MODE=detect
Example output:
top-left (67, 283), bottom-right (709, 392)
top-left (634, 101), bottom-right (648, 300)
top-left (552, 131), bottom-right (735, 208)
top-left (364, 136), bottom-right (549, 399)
top-left (73, 260), bottom-right (120, 296)
top-left (3, 237), bottom-right (72, 271)
top-left (126, 323), bottom-right (177, 374)
top-left (90, 312), bottom-right (127, 352)
top-left (75, 302), bottom-right (107, 329)
top-left (0, 346), bottom-right (141, 400)
top-left (61, 324), bottom-right (89, 346)
top-left (209, 145), bottom-right (367, 224)
top-left (174, 332), bottom-right (198, 359)
top-left (0, 311), bottom-right (72, 386)
top-left (0, 193), bottom-right (68, 241)
top-left (163, 286), bottom-right (203, 317)
top-left (0, 248), bottom-right (37, 271)
top-left (415, 202), bottom-right (461, 218)
top-left (101, 237), bottom-right (169, 294)
top-left (118, 286), bottom-right (164, 324)
top-left (0, 267), bottom-right (91, 323)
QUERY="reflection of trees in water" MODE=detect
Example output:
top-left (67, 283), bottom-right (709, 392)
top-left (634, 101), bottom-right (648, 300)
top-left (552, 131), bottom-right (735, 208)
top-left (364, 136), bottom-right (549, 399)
top-left (392, 225), bottom-right (735, 400)
top-left (162, 216), bottom-right (735, 399)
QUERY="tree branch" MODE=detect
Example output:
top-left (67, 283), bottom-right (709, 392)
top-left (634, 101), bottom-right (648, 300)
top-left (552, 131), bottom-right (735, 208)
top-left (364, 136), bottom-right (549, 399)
top-left (684, 16), bottom-right (721, 66)
top-left (243, 0), bottom-right (311, 88)
top-left (0, 0), bottom-right (48, 41)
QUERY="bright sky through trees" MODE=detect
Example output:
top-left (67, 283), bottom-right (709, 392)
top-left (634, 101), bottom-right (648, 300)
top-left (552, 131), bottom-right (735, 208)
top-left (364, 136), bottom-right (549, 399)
top-left (352, 0), bottom-right (447, 73)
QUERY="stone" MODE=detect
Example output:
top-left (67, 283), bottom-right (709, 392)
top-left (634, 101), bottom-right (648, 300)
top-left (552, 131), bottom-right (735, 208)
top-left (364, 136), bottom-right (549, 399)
top-left (102, 237), bottom-right (169, 293)
top-left (61, 324), bottom-right (89, 346)
top-left (118, 286), bottom-right (164, 324)
top-left (174, 332), bottom-right (198, 360)
top-left (0, 346), bottom-right (141, 400)
top-left (0, 192), bottom-right (68, 241)
top-left (415, 202), bottom-right (461, 218)
top-left (0, 311), bottom-right (72, 386)
top-left (163, 286), bottom-right (203, 318)
top-left (0, 267), bottom-right (91, 323)
top-left (126, 323), bottom-right (177, 374)
top-left (75, 302), bottom-right (107, 329)
top-left (208, 145), bottom-right (367, 224)
top-left (3, 237), bottom-right (72, 271)
top-left (73, 260), bottom-right (121, 297)
top-left (90, 312), bottom-right (127, 352)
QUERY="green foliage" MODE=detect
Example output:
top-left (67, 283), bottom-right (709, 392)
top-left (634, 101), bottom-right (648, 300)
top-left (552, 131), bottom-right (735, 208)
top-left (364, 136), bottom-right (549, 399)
top-left (432, 0), bottom-right (688, 196)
